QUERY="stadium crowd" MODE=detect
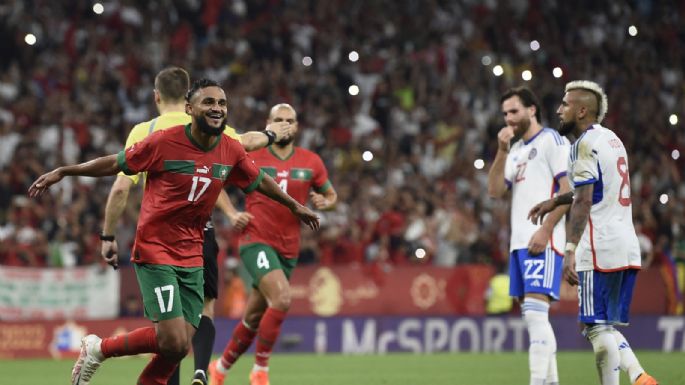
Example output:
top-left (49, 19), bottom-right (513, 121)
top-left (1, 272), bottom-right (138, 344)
top-left (0, 1), bottom-right (683, 281)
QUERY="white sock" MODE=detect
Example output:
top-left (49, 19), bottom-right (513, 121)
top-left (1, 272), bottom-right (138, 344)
top-left (522, 297), bottom-right (554, 385)
top-left (546, 350), bottom-right (559, 385)
top-left (252, 364), bottom-right (269, 372)
top-left (586, 325), bottom-right (620, 385)
top-left (611, 329), bottom-right (644, 383)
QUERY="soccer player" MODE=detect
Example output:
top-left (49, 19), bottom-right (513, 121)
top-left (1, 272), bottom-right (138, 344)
top-left (100, 66), bottom-right (292, 385)
top-left (208, 103), bottom-right (337, 385)
top-left (528, 80), bottom-right (658, 385)
top-left (487, 87), bottom-right (570, 385)
top-left (28, 79), bottom-right (320, 385)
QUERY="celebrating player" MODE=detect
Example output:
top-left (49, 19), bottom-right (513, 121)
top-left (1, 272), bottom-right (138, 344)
top-left (528, 80), bottom-right (658, 385)
top-left (100, 66), bottom-right (291, 385)
top-left (209, 103), bottom-right (337, 385)
top-left (28, 79), bottom-right (319, 385)
top-left (487, 87), bottom-right (570, 385)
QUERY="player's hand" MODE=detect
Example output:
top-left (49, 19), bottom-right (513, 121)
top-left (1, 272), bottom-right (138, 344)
top-left (28, 168), bottom-right (64, 197)
top-left (292, 204), bottom-right (320, 231)
top-left (528, 227), bottom-right (550, 255)
top-left (265, 121), bottom-right (293, 142)
top-left (309, 191), bottom-right (331, 210)
top-left (229, 212), bottom-right (254, 231)
top-left (101, 240), bottom-right (119, 270)
top-left (562, 250), bottom-right (579, 286)
top-left (497, 126), bottom-right (515, 152)
top-left (528, 199), bottom-right (556, 225)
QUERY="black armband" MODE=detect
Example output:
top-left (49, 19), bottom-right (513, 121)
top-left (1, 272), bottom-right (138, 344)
top-left (264, 130), bottom-right (276, 146)
top-left (99, 233), bottom-right (115, 242)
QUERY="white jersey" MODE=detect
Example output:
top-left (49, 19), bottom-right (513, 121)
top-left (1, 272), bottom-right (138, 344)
top-left (569, 124), bottom-right (641, 272)
top-left (505, 128), bottom-right (570, 253)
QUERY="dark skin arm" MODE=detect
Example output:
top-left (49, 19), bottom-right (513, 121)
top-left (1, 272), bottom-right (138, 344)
top-left (562, 184), bottom-right (594, 286)
top-left (254, 174), bottom-right (320, 231)
top-left (527, 191), bottom-right (574, 225)
top-left (28, 154), bottom-right (120, 197)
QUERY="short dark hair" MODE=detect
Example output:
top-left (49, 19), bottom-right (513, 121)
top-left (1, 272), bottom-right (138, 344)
top-left (186, 78), bottom-right (222, 102)
top-left (500, 87), bottom-right (542, 123)
top-left (154, 67), bottom-right (190, 103)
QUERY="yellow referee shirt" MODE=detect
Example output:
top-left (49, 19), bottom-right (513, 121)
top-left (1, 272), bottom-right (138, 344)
top-left (120, 111), bottom-right (241, 184)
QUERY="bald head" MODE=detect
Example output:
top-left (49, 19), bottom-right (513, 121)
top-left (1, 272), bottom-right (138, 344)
top-left (269, 103), bottom-right (297, 121)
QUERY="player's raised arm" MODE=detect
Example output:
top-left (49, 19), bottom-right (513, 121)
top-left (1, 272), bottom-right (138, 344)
top-left (254, 174), bottom-right (320, 231)
top-left (28, 154), bottom-right (120, 197)
top-left (239, 121), bottom-right (293, 151)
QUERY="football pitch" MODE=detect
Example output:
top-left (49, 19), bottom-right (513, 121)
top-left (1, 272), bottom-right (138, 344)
top-left (2, 351), bottom-right (683, 385)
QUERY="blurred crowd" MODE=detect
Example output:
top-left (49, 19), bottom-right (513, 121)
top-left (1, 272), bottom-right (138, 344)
top-left (0, 1), bottom-right (683, 280)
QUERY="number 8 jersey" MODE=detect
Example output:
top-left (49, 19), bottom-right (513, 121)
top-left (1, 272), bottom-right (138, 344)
top-left (569, 124), bottom-right (641, 272)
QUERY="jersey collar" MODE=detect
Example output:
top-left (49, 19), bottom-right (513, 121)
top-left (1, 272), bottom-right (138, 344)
top-left (185, 123), bottom-right (221, 152)
top-left (268, 145), bottom-right (295, 160)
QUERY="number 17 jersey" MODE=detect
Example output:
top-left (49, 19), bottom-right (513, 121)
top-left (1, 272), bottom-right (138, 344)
top-left (569, 124), bottom-right (640, 272)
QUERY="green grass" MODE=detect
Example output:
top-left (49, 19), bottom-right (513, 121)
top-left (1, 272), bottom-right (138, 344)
top-left (2, 352), bottom-right (683, 385)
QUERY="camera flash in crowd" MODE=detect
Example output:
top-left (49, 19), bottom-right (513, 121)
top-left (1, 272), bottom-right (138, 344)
top-left (93, 3), bottom-right (104, 14)
top-left (474, 159), bottom-right (485, 170)
top-left (25, 33), bottom-right (36, 45)
top-left (348, 51), bottom-right (359, 62)
top-left (522, 70), bottom-right (532, 81)
top-left (348, 85), bottom-right (360, 96)
top-left (302, 56), bottom-right (313, 66)
top-left (553, 67), bottom-right (563, 78)
top-left (659, 194), bottom-right (669, 205)
top-left (530, 40), bottom-right (540, 51)
top-left (628, 25), bottom-right (638, 37)
top-left (671, 150), bottom-right (680, 160)
top-left (669, 114), bottom-right (678, 125)
top-left (415, 248), bottom-right (426, 259)
top-left (492, 65), bottom-right (503, 77)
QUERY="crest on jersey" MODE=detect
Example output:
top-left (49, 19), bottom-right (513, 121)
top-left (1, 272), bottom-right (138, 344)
top-left (528, 148), bottom-right (537, 160)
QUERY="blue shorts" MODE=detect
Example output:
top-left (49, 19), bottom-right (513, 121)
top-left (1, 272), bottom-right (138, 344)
top-left (509, 248), bottom-right (563, 300)
top-left (578, 269), bottom-right (638, 326)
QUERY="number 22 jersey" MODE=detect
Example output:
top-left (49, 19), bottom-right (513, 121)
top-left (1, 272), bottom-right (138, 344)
top-left (569, 124), bottom-right (641, 272)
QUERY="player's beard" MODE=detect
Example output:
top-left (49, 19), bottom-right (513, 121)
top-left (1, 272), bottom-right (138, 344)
top-left (558, 119), bottom-right (577, 136)
top-left (275, 135), bottom-right (295, 147)
top-left (197, 115), bottom-right (225, 136)
top-left (513, 118), bottom-right (530, 140)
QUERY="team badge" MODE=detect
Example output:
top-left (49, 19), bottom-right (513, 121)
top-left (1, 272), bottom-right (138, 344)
top-left (528, 148), bottom-right (537, 160)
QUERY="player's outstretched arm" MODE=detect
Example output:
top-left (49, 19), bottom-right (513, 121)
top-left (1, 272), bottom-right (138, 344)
top-left (28, 154), bottom-right (120, 197)
top-left (255, 175), bottom-right (320, 231)
top-left (240, 122), bottom-right (293, 151)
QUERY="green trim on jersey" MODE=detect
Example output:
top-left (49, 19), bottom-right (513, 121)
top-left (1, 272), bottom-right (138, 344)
top-left (290, 168), bottom-right (313, 181)
top-left (184, 123), bottom-right (221, 152)
top-left (260, 166), bottom-right (277, 178)
top-left (268, 146), bottom-right (295, 160)
top-left (315, 179), bottom-right (332, 193)
top-left (243, 169), bottom-right (265, 193)
top-left (212, 163), bottom-right (233, 181)
top-left (117, 150), bottom-right (134, 175)
top-left (163, 160), bottom-right (195, 174)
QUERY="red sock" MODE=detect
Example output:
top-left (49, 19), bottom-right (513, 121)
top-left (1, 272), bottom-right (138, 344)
top-left (220, 321), bottom-right (257, 369)
top-left (137, 354), bottom-right (179, 385)
top-left (101, 327), bottom-right (159, 358)
top-left (254, 308), bottom-right (287, 367)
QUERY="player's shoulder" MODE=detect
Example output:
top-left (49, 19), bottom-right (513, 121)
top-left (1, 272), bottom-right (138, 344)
top-left (293, 146), bottom-right (324, 162)
top-left (222, 125), bottom-right (241, 141)
top-left (540, 127), bottom-right (569, 146)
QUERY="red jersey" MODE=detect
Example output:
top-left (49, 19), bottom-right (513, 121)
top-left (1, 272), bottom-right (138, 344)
top-left (240, 146), bottom-right (331, 258)
top-left (117, 124), bottom-right (263, 267)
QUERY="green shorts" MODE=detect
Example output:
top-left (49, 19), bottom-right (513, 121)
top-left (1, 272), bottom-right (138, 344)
top-left (240, 243), bottom-right (298, 288)
top-left (134, 263), bottom-right (204, 328)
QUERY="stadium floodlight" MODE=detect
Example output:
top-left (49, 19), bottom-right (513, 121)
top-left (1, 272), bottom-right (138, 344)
top-left (553, 67), bottom-right (563, 78)
top-left (302, 56), bottom-right (313, 66)
top-left (669, 114), bottom-right (678, 125)
top-left (362, 150), bottom-right (373, 162)
top-left (93, 3), bottom-right (104, 14)
top-left (348, 85), bottom-right (360, 96)
top-left (473, 159), bottom-right (484, 170)
top-left (24, 34), bottom-right (37, 45)
top-left (672, 149), bottom-right (680, 160)
top-left (492, 65), bottom-right (504, 77)
top-left (348, 51), bottom-right (359, 62)
top-left (628, 25), bottom-right (638, 37)
top-left (530, 40), bottom-right (540, 51)
top-left (481, 55), bottom-right (492, 66)
top-left (521, 70), bottom-right (532, 81)
top-left (659, 194), bottom-right (669, 205)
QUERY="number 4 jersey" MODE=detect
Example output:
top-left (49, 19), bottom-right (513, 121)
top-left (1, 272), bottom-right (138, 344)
top-left (240, 146), bottom-right (332, 259)
top-left (118, 124), bottom-right (263, 267)
top-left (569, 124), bottom-right (641, 272)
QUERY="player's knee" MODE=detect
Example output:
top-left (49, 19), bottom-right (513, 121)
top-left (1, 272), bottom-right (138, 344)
top-left (157, 333), bottom-right (190, 360)
top-left (244, 311), bottom-right (263, 329)
top-left (203, 299), bottom-right (215, 319)
top-left (270, 289), bottom-right (291, 311)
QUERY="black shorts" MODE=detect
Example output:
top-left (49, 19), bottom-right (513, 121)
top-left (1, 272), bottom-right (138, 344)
top-left (202, 228), bottom-right (219, 299)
